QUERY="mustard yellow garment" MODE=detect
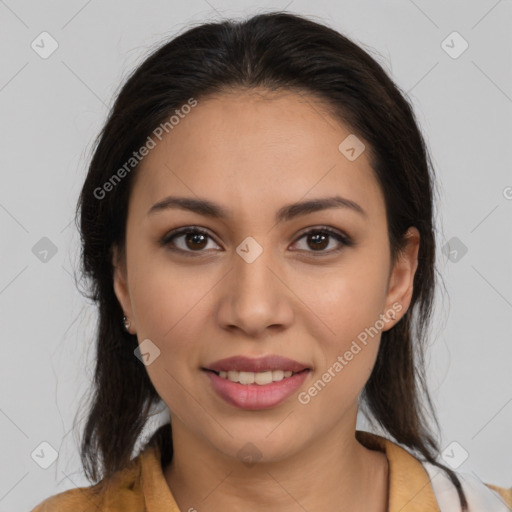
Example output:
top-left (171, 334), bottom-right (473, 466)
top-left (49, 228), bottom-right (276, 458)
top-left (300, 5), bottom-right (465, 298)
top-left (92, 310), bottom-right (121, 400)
top-left (32, 430), bottom-right (512, 511)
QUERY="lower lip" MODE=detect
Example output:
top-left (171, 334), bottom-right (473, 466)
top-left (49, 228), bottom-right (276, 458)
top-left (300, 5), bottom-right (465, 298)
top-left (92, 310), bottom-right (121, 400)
top-left (204, 370), bottom-right (310, 410)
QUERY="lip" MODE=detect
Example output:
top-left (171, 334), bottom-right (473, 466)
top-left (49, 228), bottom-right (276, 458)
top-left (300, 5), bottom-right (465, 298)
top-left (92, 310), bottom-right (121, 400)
top-left (202, 355), bottom-right (311, 410)
top-left (204, 355), bottom-right (310, 373)
top-left (203, 368), bottom-right (310, 410)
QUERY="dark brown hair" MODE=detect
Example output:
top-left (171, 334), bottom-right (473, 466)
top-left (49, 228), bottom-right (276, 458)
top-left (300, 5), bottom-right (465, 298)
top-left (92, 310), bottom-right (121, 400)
top-left (75, 11), bottom-right (467, 509)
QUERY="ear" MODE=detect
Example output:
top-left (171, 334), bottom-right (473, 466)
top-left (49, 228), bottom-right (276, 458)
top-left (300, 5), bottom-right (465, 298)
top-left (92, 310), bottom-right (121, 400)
top-left (382, 227), bottom-right (420, 331)
top-left (112, 244), bottom-right (136, 334)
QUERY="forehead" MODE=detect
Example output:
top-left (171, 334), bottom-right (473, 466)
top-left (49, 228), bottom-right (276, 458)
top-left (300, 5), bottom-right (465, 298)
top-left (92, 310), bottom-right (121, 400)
top-left (130, 89), bottom-right (385, 223)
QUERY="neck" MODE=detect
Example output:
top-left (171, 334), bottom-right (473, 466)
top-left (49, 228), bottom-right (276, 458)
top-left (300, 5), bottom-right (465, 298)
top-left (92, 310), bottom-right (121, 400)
top-left (163, 415), bottom-right (389, 512)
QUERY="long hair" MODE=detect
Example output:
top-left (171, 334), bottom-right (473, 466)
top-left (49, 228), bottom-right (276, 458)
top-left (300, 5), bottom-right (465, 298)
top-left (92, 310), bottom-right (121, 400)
top-left (75, 11), bottom-right (467, 509)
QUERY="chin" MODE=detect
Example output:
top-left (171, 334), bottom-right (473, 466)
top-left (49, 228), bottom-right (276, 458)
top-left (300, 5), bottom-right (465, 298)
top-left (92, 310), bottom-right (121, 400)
top-left (205, 423), bottom-right (308, 465)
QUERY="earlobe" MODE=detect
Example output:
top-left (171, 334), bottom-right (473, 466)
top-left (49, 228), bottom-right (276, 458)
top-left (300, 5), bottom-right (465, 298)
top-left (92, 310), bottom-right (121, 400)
top-left (111, 244), bottom-right (135, 334)
top-left (382, 227), bottom-right (420, 330)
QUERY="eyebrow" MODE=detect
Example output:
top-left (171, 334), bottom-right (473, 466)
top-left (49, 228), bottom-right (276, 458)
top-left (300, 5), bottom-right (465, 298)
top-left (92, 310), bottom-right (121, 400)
top-left (147, 195), bottom-right (366, 222)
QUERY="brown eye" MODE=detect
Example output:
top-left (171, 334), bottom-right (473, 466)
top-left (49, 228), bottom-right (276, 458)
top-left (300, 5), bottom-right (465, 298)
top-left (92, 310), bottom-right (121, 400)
top-left (183, 231), bottom-right (208, 250)
top-left (306, 232), bottom-right (329, 251)
top-left (291, 227), bottom-right (351, 254)
top-left (161, 225), bottom-right (352, 256)
top-left (161, 227), bottom-right (220, 254)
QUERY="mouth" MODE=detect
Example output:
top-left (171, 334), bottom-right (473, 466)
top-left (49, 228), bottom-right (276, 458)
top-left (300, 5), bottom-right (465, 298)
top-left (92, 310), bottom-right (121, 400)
top-left (203, 354), bottom-right (311, 374)
top-left (202, 368), bottom-right (310, 385)
top-left (201, 354), bottom-right (311, 410)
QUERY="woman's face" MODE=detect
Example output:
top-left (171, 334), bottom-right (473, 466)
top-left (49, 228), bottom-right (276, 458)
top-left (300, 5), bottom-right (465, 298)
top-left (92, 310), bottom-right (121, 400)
top-left (113, 89), bottom-right (419, 463)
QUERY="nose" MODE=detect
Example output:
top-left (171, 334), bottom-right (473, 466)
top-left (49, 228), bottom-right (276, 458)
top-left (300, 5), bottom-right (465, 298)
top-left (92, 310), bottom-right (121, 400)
top-left (215, 238), bottom-right (294, 339)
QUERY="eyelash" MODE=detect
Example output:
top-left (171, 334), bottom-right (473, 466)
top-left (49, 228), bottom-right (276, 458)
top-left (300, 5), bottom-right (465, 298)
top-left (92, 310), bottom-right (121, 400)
top-left (160, 225), bottom-right (353, 256)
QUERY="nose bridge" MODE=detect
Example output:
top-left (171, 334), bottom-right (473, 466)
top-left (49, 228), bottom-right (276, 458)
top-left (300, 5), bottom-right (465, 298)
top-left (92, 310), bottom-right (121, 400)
top-left (232, 234), bottom-right (277, 300)
top-left (219, 234), bottom-right (292, 334)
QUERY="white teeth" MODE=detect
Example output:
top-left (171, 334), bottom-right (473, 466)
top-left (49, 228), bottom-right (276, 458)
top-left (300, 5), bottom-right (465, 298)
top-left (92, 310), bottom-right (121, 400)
top-left (216, 369), bottom-right (299, 385)
top-left (255, 371), bottom-right (273, 385)
top-left (272, 370), bottom-right (284, 381)
top-left (239, 371), bottom-right (255, 385)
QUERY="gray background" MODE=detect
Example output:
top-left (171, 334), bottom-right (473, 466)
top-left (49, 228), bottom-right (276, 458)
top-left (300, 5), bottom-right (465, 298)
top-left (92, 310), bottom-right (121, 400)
top-left (1, 0), bottom-right (511, 510)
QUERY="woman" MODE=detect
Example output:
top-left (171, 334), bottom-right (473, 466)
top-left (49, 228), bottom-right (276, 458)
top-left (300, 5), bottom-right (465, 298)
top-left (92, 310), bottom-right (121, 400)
top-left (32, 11), bottom-right (511, 512)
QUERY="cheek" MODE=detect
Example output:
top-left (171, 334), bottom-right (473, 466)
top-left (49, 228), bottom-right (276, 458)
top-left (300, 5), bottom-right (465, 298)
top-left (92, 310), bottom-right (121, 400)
top-left (297, 254), bottom-right (389, 400)
top-left (125, 253), bottom-right (206, 398)
top-left (297, 271), bottom-right (387, 412)
top-left (129, 281), bottom-right (206, 421)
top-left (129, 274), bottom-right (210, 379)
top-left (307, 261), bottom-right (390, 344)
top-left (128, 244), bottom-right (214, 338)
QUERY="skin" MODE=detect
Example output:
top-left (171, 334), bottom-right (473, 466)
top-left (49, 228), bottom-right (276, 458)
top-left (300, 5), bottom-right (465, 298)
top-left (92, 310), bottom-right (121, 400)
top-left (112, 89), bottom-right (420, 512)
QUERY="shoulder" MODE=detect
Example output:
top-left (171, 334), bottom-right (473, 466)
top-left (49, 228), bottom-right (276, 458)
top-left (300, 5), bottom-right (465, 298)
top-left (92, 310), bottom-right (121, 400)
top-left (31, 486), bottom-right (104, 512)
top-left (356, 430), bottom-right (512, 511)
top-left (31, 450), bottom-right (147, 512)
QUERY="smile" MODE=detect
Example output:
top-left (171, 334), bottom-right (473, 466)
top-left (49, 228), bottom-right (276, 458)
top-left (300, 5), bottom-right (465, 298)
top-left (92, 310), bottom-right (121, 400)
top-left (203, 368), bottom-right (310, 410)
top-left (215, 369), bottom-right (302, 385)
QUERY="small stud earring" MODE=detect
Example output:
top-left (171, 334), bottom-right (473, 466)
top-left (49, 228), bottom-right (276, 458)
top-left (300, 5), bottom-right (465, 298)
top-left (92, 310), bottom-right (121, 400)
top-left (123, 315), bottom-right (131, 332)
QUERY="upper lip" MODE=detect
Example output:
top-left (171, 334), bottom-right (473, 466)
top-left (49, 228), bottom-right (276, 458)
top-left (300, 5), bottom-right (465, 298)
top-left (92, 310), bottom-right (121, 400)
top-left (204, 355), bottom-right (310, 373)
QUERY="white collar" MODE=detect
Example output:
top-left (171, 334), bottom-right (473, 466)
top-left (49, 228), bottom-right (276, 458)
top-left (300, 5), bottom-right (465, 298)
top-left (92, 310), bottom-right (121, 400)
top-left (423, 461), bottom-right (509, 511)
